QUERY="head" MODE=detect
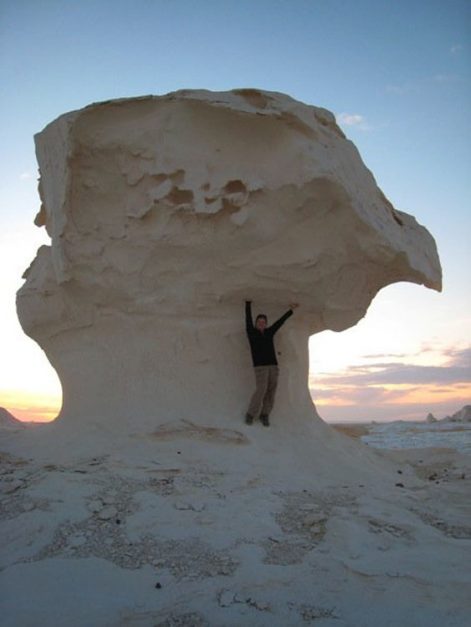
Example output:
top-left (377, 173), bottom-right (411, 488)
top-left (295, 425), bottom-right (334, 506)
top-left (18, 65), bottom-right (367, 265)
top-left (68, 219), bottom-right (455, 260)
top-left (255, 314), bottom-right (268, 331)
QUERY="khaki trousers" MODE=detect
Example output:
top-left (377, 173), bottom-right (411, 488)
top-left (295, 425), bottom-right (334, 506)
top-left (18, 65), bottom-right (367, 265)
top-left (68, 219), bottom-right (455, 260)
top-left (247, 365), bottom-right (279, 418)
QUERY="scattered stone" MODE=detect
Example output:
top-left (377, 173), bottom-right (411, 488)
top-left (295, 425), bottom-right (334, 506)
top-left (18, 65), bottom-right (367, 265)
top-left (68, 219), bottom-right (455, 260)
top-left (299, 504), bottom-right (318, 511)
top-left (368, 519), bottom-right (412, 540)
top-left (413, 509), bottom-right (471, 539)
top-left (299, 604), bottom-right (338, 621)
top-left (302, 513), bottom-right (325, 527)
top-left (174, 501), bottom-right (205, 512)
top-left (310, 524), bottom-right (323, 534)
top-left (218, 590), bottom-right (270, 612)
top-left (2, 479), bottom-right (24, 494)
top-left (98, 506), bottom-right (118, 520)
top-left (218, 589), bottom-right (235, 607)
top-left (68, 534), bottom-right (87, 547)
top-left (246, 597), bottom-right (271, 611)
top-left (155, 612), bottom-right (208, 627)
top-left (263, 490), bottom-right (354, 565)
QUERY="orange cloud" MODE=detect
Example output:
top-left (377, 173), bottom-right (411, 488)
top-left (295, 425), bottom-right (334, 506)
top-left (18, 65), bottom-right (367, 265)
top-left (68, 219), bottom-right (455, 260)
top-left (309, 345), bottom-right (471, 422)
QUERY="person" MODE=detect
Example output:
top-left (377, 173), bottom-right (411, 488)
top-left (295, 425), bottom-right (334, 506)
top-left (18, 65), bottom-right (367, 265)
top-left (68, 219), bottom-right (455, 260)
top-left (244, 300), bottom-right (299, 426)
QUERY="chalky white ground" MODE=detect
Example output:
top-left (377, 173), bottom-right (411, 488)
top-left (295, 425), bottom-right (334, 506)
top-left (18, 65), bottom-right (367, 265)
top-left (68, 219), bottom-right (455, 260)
top-left (1, 416), bottom-right (470, 627)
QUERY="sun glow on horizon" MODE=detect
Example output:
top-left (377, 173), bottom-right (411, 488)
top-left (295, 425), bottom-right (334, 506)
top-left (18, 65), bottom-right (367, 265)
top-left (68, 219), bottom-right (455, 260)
top-left (0, 390), bottom-right (60, 423)
top-left (4, 343), bottom-right (469, 425)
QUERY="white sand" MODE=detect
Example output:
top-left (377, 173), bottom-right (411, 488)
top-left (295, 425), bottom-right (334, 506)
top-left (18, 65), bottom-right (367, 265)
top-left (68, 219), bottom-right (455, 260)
top-left (1, 419), bottom-right (470, 626)
top-left (363, 420), bottom-right (471, 454)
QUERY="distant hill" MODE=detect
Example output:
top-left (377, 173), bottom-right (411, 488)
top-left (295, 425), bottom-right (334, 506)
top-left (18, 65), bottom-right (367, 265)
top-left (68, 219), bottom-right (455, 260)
top-left (0, 407), bottom-right (25, 430)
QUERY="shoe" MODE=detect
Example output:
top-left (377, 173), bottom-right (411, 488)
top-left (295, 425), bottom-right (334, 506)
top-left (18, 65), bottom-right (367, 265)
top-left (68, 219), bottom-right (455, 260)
top-left (245, 413), bottom-right (254, 425)
top-left (260, 415), bottom-right (270, 427)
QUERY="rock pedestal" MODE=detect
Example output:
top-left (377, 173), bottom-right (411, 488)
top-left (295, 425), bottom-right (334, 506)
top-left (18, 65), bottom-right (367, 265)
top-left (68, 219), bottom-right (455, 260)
top-left (17, 89), bottom-right (441, 440)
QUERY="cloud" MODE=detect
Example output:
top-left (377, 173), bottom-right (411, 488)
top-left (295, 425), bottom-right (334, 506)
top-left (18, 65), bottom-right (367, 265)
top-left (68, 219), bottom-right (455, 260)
top-left (432, 73), bottom-right (462, 84)
top-left (361, 352), bottom-right (408, 360)
top-left (443, 346), bottom-right (471, 368)
top-left (309, 344), bottom-right (471, 422)
top-left (313, 384), bottom-right (416, 405)
top-left (19, 172), bottom-right (32, 180)
top-left (336, 112), bottom-right (371, 130)
top-left (386, 73), bottom-right (464, 96)
top-left (315, 363), bottom-right (470, 386)
top-left (428, 387), bottom-right (455, 394)
top-left (315, 347), bottom-right (471, 387)
top-left (450, 44), bottom-right (463, 55)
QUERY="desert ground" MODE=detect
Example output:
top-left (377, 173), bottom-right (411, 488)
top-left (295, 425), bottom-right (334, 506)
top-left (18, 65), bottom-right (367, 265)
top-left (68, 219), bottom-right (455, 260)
top-left (1, 413), bottom-right (470, 627)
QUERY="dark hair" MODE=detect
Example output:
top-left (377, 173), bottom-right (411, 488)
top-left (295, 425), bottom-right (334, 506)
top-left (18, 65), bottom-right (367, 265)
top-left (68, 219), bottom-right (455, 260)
top-left (255, 314), bottom-right (267, 323)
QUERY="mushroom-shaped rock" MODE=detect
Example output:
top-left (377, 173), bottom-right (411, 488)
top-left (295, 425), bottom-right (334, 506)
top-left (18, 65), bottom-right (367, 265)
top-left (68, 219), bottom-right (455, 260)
top-left (17, 89), bottom-right (441, 440)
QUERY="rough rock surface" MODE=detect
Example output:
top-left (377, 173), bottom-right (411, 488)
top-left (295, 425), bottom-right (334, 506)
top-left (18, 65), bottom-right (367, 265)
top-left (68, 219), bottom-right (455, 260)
top-left (16, 88), bottom-right (441, 441)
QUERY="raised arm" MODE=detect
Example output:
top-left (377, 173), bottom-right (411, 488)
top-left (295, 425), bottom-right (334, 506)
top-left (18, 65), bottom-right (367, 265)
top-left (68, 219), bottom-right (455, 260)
top-left (268, 309), bottom-right (293, 335)
top-left (245, 300), bottom-right (254, 333)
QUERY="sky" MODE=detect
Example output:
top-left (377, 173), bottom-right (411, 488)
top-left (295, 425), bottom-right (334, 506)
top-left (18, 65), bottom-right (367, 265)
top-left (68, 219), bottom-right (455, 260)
top-left (0, 0), bottom-right (470, 423)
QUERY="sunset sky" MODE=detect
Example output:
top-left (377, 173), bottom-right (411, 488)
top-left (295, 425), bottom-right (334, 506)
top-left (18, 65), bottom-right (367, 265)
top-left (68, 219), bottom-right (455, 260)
top-left (1, 0), bottom-right (470, 423)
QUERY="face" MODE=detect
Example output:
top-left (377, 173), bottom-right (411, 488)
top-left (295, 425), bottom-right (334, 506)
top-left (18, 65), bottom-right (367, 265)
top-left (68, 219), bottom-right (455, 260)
top-left (256, 317), bottom-right (267, 331)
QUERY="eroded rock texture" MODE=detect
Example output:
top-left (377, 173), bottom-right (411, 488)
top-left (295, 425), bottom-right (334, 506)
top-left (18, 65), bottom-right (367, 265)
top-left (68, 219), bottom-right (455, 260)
top-left (17, 89), bottom-right (441, 434)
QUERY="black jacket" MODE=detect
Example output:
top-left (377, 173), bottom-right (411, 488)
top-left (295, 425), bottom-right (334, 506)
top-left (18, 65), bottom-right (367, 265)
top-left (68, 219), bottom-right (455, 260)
top-left (245, 301), bottom-right (293, 367)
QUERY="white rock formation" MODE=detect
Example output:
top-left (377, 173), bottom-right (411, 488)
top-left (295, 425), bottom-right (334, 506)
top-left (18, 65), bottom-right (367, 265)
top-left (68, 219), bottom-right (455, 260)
top-left (446, 405), bottom-right (471, 423)
top-left (16, 89), bottom-right (441, 445)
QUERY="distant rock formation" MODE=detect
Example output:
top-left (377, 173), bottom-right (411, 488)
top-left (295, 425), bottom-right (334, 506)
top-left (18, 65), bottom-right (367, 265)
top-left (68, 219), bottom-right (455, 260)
top-left (16, 89), bottom-right (442, 437)
top-left (446, 405), bottom-right (471, 423)
top-left (0, 407), bottom-right (25, 430)
top-left (426, 412), bottom-right (437, 423)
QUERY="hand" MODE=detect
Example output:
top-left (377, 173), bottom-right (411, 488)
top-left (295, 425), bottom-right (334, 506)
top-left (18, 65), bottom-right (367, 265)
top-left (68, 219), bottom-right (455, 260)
top-left (289, 302), bottom-right (299, 310)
